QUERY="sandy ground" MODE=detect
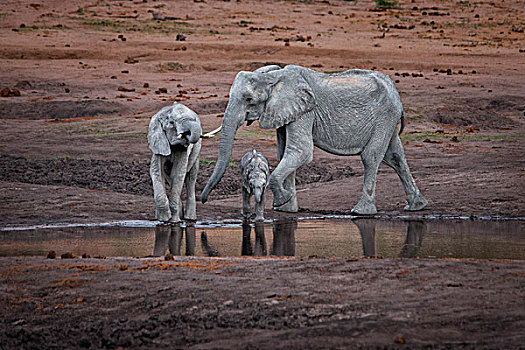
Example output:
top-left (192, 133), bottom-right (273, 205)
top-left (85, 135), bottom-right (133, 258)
top-left (0, 0), bottom-right (524, 348)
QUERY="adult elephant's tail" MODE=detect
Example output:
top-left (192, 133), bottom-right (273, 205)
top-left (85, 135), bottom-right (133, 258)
top-left (398, 110), bottom-right (405, 136)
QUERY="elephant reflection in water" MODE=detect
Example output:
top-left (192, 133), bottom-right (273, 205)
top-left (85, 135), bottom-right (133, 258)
top-left (353, 219), bottom-right (425, 258)
top-left (199, 219), bottom-right (298, 257)
top-left (153, 224), bottom-right (196, 256)
top-left (241, 221), bottom-right (267, 256)
top-left (270, 219), bottom-right (297, 256)
top-left (161, 219), bottom-right (422, 258)
top-left (241, 219), bottom-right (297, 256)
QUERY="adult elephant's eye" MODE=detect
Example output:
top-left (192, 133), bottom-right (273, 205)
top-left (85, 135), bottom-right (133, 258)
top-left (246, 97), bottom-right (253, 103)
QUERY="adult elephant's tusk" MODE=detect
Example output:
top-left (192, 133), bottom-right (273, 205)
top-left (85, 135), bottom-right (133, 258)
top-left (200, 125), bottom-right (222, 139)
top-left (177, 133), bottom-right (183, 139)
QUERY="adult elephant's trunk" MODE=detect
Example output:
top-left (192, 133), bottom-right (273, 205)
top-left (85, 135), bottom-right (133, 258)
top-left (201, 103), bottom-right (243, 203)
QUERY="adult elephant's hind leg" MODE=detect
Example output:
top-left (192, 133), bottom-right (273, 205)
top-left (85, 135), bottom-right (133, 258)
top-left (382, 134), bottom-right (427, 211)
top-left (351, 151), bottom-right (381, 215)
top-left (352, 133), bottom-right (394, 215)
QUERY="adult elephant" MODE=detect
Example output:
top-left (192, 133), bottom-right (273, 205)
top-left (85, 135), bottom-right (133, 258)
top-left (201, 65), bottom-right (427, 215)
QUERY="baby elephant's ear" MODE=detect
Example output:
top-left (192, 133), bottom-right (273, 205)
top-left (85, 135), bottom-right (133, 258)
top-left (148, 111), bottom-right (171, 156)
top-left (259, 68), bottom-right (314, 129)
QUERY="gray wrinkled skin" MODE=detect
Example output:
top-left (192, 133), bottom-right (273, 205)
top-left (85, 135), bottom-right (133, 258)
top-left (201, 65), bottom-right (427, 215)
top-left (241, 150), bottom-right (270, 221)
top-left (148, 102), bottom-right (202, 223)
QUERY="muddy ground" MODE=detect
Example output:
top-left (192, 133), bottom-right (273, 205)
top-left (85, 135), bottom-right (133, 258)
top-left (0, 0), bottom-right (524, 348)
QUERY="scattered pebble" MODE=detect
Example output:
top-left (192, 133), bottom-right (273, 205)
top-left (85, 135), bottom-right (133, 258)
top-left (125, 57), bottom-right (138, 64)
top-left (61, 252), bottom-right (76, 259)
top-left (118, 86), bottom-right (135, 92)
top-left (46, 250), bottom-right (56, 259)
top-left (1, 87), bottom-right (21, 97)
top-left (394, 337), bottom-right (406, 344)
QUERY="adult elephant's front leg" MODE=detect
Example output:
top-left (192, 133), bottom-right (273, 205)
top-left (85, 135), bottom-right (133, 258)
top-left (276, 127), bottom-right (297, 212)
top-left (150, 154), bottom-right (171, 222)
top-left (271, 119), bottom-right (313, 212)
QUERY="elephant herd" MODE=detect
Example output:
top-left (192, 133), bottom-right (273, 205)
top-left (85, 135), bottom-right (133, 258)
top-left (147, 64), bottom-right (427, 223)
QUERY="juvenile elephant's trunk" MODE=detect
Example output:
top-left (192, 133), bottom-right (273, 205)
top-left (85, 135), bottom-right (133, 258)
top-left (184, 120), bottom-right (202, 144)
top-left (201, 103), bottom-right (242, 203)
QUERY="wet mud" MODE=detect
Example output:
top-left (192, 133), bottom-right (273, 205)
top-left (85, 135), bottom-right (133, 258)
top-left (2, 256), bottom-right (524, 349)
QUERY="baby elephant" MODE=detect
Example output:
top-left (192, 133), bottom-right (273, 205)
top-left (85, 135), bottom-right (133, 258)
top-left (148, 102), bottom-right (202, 223)
top-left (241, 150), bottom-right (270, 221)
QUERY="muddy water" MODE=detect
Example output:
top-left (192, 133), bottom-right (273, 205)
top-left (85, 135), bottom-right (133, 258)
top-left (1, 219), bottom-right (524, 260)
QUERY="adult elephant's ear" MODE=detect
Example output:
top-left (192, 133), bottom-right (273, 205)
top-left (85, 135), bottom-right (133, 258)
top-left (259, 69), bottom-right (314, 129)
top-left (148, 111), bottom-right (171, 156)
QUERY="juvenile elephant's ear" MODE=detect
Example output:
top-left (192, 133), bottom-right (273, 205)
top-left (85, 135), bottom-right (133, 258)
top-left (148, 111), bottom-right (171, 156)
top-left (259, 69), bottom-right (314, 129)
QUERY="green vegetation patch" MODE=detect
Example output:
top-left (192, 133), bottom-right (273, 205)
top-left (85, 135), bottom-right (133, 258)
top-left (80, 18), bottom-right (196, 34)
top-left (236, 128), bottom-right (276, 139)
top-left (155, 62), bottom-right (187, 72)
top-left (401, 131), bottom-right (523, 143)
top-left (376, 0), bottom-right (398, 9)
top-left (199, 158), bottom-right (238, 167)
top-left (54, 119), bottom-right (145, 139)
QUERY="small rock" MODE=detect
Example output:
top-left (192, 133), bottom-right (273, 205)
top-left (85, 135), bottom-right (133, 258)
top-left (124, 57), bottom-right (138, 64)
top-left (61, 252), bottom-right (76, 259)
top-left (394, 337), bottom-right (406, 344)
top-left (143, 82), bottom-right (149, 88)
top-left (46, 250), bottom-right (56, 259)
top-left (1, 87), bottom-right (21, 97)
top-left (118, 86), bottom-right (135, 92)
top-left (165, 253), bottom-right (174, 261)
top-left (176, 34), bottom-right (186, 41)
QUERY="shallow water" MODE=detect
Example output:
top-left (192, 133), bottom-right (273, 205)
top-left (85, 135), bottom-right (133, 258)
top-left (1, 218), bottom-right (524, 260)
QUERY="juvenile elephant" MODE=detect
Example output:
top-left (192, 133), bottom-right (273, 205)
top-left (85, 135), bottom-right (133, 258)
top-left (148, 102), bottom-right (202, 222)
top-left (241, 150), bottom-right (270, 221)
top-left (201, 65), bottom-right (427, 215)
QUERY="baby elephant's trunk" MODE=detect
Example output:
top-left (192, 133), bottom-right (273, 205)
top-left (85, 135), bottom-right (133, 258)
top-left (254, 187), bottom-right (263, 204)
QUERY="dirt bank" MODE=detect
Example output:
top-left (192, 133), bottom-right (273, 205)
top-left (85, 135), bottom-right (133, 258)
top-left (0, 0), bottom-right (524, 227)
top-left (2, 256), bottom-right (524, 349)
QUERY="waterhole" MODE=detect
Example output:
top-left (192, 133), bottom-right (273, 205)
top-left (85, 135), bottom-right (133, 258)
top-left (1, 218), bottom-right (524, 260)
